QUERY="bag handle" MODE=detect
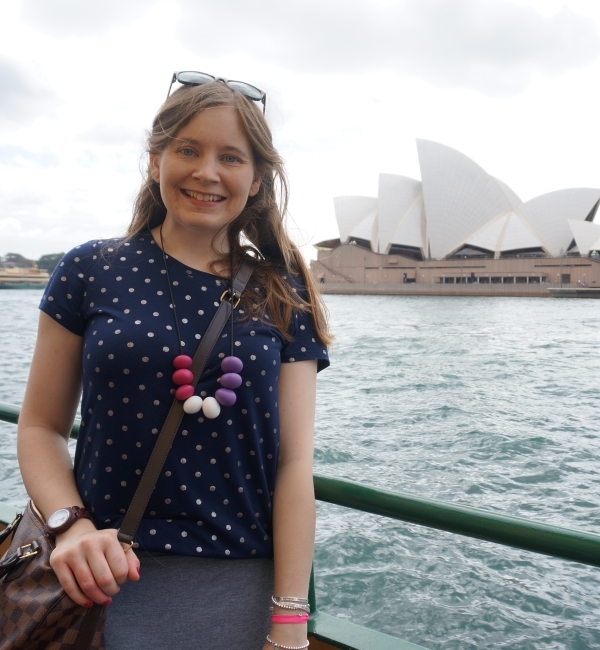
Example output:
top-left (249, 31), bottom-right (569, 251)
top-left (117, 257), bottom-right (256, 544)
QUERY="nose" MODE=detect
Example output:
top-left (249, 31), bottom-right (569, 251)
top-left (191, 154), bottom-right (219, 184)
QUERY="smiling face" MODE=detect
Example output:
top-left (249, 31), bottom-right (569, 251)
top-left (150, 106), bottom-right (261, 244)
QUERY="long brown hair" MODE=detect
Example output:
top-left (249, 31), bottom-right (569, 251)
top-left (128, 82), bottom-right (331, 345)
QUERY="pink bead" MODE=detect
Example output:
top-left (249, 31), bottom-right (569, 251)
top-left (175, 384), bottom-right (195, 401)
top-left (221, 356), bottom-right (243, 373)
top-left (220, 373), bottom-right (242, 389)
top-left (215, 388), bottom-right (237, 406)
top-left (173, 355), bottom-right (193, 369)
top-left (172, 369), bottom-right (194, 385)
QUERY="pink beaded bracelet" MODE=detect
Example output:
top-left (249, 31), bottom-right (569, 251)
top-left (271, 614), bottom-right (309, 625)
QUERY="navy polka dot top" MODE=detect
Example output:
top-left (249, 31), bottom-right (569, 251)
top-left (39, 233), bottom-right (329, 558)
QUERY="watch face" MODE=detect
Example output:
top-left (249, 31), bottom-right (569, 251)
top-left (48, 508), bottom-right (70, 528)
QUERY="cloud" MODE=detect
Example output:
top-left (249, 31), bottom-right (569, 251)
top-left (0, 58), bottom-right (56, 127)
top-left (175, 0), bottom-right (600, 95)
top-left (0, 145), bottom-right (60, 167)
top-left (76, 123), bottom-right (146, 147)
top-left (19, 0), bottom-right (158, 36)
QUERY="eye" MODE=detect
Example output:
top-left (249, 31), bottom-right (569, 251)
top-left (223, 154), bottom-right (240, 163)
top-left (180, 147), bottom-right (195, 157)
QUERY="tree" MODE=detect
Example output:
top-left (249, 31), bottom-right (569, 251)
top-left (2, 253), bottom-right (34, 267)
top-left (37, 253), bottom-right (65, 274)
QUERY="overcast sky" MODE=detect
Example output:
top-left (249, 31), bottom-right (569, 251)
top-left (1, 0), bottom-right (599, 260)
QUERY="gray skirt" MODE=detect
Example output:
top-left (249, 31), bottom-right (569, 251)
top-left (104, 553), bottom-right (274, 650)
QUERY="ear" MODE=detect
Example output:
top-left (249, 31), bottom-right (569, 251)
top-left (149, 153), bottom-right (161, 183)
top-left (249, 176), bottom-right (261, 197)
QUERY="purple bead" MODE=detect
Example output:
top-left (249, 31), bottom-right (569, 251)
top-left (215, 388), bottom-right (237, 406)
top-left (220, 373), bottom-right (242, 389)
top-left (172, 369), bottom-right (194, 385)
top-left (221, 356), bottom-right (243, 373)
top-left (173, 355), bottom-right (193, 369)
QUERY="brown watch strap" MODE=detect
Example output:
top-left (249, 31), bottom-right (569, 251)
top-left (43, 506), bottom-right (92, 537)
top-left (117, 257), bottom-right (256, 544)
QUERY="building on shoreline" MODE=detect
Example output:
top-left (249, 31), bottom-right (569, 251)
top-left (312, 140), bottom-right (600, 296)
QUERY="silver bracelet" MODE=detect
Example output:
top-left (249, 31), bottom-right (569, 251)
top-left (271, 596), bottom-right (310, 613)
top-left (266, 635), bottom-right (309, 649)
top-left (274, 596), bottom-right (309, 604)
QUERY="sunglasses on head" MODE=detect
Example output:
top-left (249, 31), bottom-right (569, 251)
top-left (167, 71), bottom-right (267, 113)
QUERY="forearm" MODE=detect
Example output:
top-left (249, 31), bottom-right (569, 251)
top-left (272, 458), bottom-right (315, 598)
top-left (265, 457), bottom-right (315, 648)
top-left (17, 311), bottom-right (85, 520)
top-left (265, 360), bottom-right (317, 649)
top-left (17, 425), bottom-right (84, 520)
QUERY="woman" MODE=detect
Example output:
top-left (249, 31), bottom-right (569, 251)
top-left (17, 73), bottom-right (331, 650)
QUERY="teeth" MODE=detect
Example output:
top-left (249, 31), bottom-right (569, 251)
top-left (185, 190), bottom-right (223, 202)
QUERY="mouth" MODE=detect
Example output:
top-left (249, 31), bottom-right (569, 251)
top-left (183, 189), bottom-right (225, 202)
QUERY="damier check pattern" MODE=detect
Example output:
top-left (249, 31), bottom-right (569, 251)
top-left (0, 501), bottom-right (106, 650)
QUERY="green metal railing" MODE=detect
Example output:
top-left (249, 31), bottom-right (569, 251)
top-left (2, 400), bottom-right (600, 650)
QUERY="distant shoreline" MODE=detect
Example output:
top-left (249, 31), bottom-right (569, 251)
top-left (318, 282), bottom-right (600, 298)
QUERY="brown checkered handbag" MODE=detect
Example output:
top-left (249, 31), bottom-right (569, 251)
top-left (0, 501), bottom-right (106, 649)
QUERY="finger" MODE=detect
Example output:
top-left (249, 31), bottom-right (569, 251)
top-left (71, 561), bottom-right (115, 605)
top-left (102, 538), bottom-right (131, 587)
top-left (51, 560), bottom-right (94, 608)
top-left (125, 549), bottom-right (141, 582)
top-left (86, 547), bottom-right (123, 598)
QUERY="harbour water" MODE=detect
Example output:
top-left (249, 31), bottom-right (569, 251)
top-left (1, 290), bottom-right (599, 649)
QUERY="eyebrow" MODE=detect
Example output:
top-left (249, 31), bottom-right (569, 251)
top-left (178, 138), bottom-right (251, 158)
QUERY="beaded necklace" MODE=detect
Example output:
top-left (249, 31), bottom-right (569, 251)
top-left (159, 224), bottom-right (243, 420)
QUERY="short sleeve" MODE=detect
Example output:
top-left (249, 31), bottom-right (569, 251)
top-left (39, 243), bottom-right (95, 336)
top-left (280, 279), bottom-right (330, 373)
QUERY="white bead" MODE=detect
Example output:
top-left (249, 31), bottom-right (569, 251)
top-left (202, 396), bottom-right (221, 419)
top-left (183, 396), bottom-right (203, 414)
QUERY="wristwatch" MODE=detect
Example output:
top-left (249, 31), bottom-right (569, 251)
top-left (43, 506), bottom-right (93, 538)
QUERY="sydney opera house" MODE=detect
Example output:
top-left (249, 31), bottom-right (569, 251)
top-left (312, 140), bottom-right (600, 295)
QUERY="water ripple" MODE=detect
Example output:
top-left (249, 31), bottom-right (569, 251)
top-left (314, 295), bottom-right (600, 649)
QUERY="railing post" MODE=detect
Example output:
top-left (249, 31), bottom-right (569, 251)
top-left (309, 564), bottom-right (318, 614)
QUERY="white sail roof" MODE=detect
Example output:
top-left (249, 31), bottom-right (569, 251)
top-left (417, 139), bottom-right (517, 259)
top-left (332, 140), bottom-right (600, 261)
top-left (377, 174), bottom-right (424, 254)
top-left (520, 189), bottom-right (600, 256)
top-left (568, 219), bottom-right (600, 256)
top-left (333, 196), bottom-right (378, 244)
